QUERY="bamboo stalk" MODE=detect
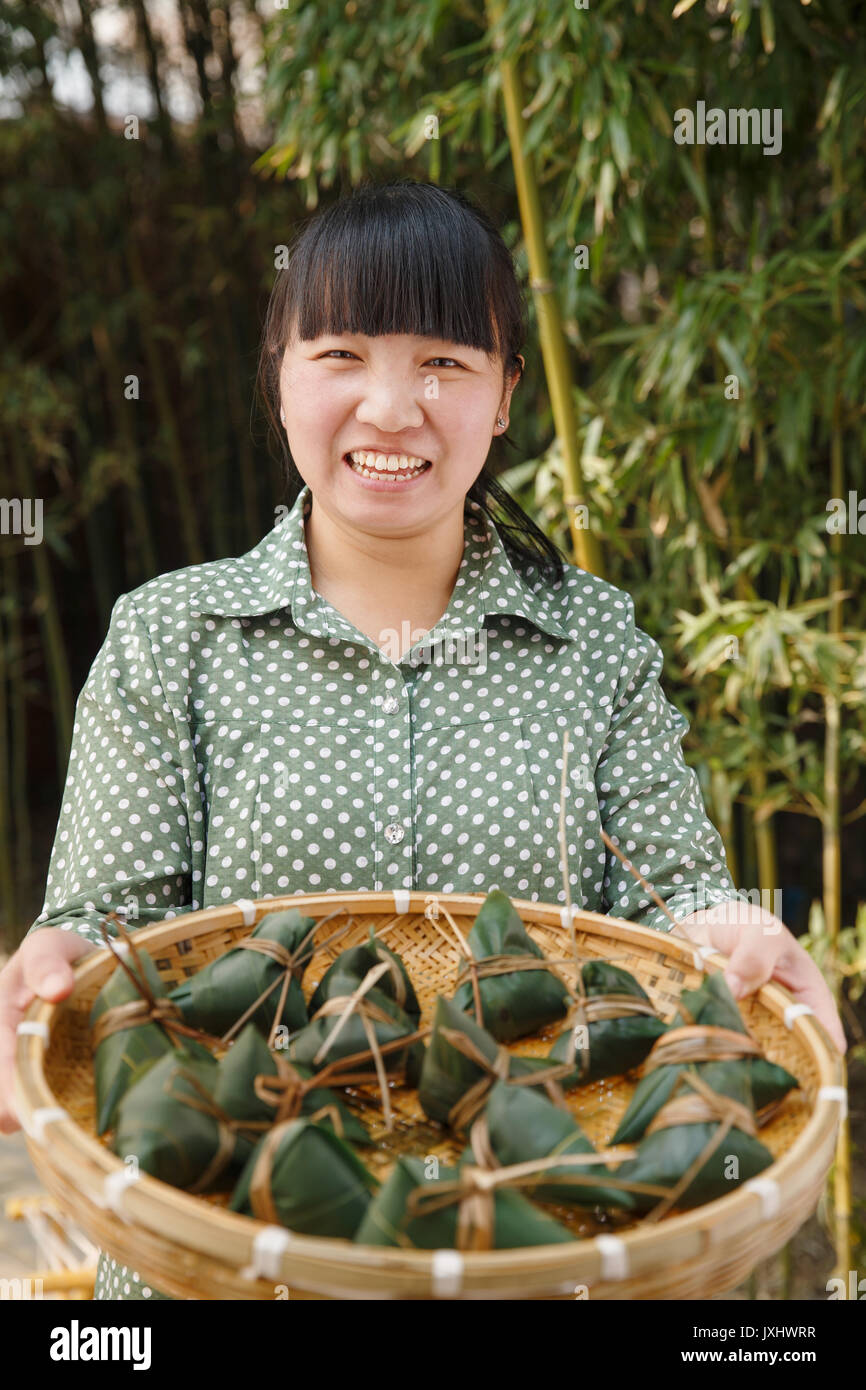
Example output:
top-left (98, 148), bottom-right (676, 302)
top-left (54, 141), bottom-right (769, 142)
top-left (729, 458), bottom-right (787, 1304)
top-left (825, 139), bottom-right (850, 1289)
top-left (75, 0), bottom-right (108, 137)
top-left (130, 0), bottom-right (176, 160)
top-left (0, 539), bottom-right (16, 934)
top-left (751, 764), bottom-right (779, 899)
top-left (727, 512), bottom-right (779, 906)
top-left (710, 767), bottom-right (739, 887)
top-left (89, 319), bottom-right (159, 582)
top-left (125, 235), bottom-right (206, 564)
top-left (483, 0), bottom-right (603, 577)
top-left (7, 546), bottom-right (31, 947)
top-left (9, 431), bottom-right (74, 774)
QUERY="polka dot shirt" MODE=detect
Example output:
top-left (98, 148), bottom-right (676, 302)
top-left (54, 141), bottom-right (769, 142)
top-left (28, 482), bottom-right (737, 1299)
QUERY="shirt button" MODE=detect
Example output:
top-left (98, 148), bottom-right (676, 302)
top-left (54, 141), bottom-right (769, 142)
top-left (384, 822), bottom-right (405, 845)
top-left (381, 695), bottom-right (399, 714)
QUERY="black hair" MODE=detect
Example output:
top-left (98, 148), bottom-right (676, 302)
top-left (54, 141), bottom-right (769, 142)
top-left (255, 178), bottom-right (568, 586)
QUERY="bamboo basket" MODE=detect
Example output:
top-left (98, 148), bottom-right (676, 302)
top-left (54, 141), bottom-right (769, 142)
top-left (14, 892), bottom-right (845, 1301)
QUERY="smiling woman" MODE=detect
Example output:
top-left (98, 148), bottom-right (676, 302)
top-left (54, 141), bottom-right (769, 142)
top-left (4, 178), bottom-right (843, 1305)
top-left (255, 178), bottom-right (564, 586)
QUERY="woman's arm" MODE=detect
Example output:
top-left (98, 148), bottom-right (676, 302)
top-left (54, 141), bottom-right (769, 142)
top-left (595, 598), bottom-right (845, 1054)
top-left (2, 590), bottom-right (201, 1132)
top-left (596, 594), bottom-right (737, 930)
top-left (26, 589), bottom-right (198, 946)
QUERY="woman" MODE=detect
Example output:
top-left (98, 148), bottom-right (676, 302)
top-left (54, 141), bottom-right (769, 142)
top-left (0, 179), bottom-right (845, 1300)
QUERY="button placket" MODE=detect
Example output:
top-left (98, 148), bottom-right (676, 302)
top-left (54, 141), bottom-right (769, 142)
top-left (371, 663), bottom-right (415, 891)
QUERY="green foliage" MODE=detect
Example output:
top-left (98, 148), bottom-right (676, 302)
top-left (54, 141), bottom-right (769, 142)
top-left (802, 901), bottom-right (866, 1006)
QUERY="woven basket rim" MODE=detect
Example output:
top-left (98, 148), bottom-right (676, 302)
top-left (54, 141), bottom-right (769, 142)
top-left (14, 892), bottom-right (845, 1297)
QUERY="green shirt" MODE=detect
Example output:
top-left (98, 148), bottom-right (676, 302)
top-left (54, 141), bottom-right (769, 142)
top-left (28, 482), bottom-right (737, 1299)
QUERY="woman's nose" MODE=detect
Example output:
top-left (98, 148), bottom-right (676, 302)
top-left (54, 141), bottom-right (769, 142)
top-left (354, 385), bottom-right (426, 432)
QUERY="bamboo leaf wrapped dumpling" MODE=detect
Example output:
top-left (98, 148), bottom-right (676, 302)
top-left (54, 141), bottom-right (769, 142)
top-left (213, 1022), bottom-right (370, 1146)
top-left (286, 960), bottom-right (425, 1089)
top-left (309, 930), bottom-right (420, 1023)
top-left (418, 994), bottom-right (574, 1131)
top-left (229, 1119), bottom-right (378, 1238)
top-left (547, 960), bottom-right (666, 1085)
top-left (451, 890), bottom-right (571, 1041)
top-left (90, 944), bottom-right (213, 1135)
top-left (612, 973), bottom-right (799, 1145)
top-left (612, 1063), bottom-right (775, 1213)
top-left (112, 1048), bottom-right (255, 1192)
top-left (354, 1155), bottom-right (575, 1250)
top-left (463, 1079), bottom-right (637, 1210)
top-left (168, 908), bottom-right (316, 1044)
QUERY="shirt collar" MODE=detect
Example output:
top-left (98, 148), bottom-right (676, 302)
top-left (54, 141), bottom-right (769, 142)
top-left (189, 483), bottom-right (572, 646)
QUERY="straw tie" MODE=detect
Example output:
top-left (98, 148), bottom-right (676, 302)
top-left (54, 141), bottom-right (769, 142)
top-left (90, 996), bottom-right (186, 1050)
top-left (310, 961), bottom-right (409, 1132)
top-left (162, 1067), bottom-right (262, 1195)
top-left (640, 1068), bottom-right (759, 1222)
top-left (92, 914), bottom-right (224, 1051)
top-left (250, 1056), bottom-right (349, 1140)
top-left (453, 953), bottom-right (575, 1029)
top-left (369, 944), bottom-right (409, 1011)
top-left (404, 1114), bottom-right (671, 1249)
top-left (639, 1024), bottom-right (763, 1074)
top-left (438, 1027), bottom-right (574, 1131)
top-left (248, 1119), bottom-right (299, 1225)
top-left (218, 907), bottom-right (361, 1049)
top-left (561, 990), bottom-right (662, 1082)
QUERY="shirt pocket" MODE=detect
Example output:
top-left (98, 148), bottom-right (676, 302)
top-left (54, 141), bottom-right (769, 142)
top-left (415, 715), bottom-right (540, 900)
top-left (252, 718), bottom-right (376, 898)
top-left (519, 705), bottom-right (607, 907)
top-left (194, 722), bottom-right (262, 906)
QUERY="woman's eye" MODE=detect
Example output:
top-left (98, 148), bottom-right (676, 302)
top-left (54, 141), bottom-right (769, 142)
top-left (319, 351), bottom-right (461, 367)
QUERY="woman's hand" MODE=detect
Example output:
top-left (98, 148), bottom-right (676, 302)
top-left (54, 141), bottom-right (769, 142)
top-left (674, 901), bottom-right (847, 1055)
top-left (0, 929), bottom-right (99, 1134)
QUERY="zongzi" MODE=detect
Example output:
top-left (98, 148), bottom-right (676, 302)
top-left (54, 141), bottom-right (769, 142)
top-left (354, 1154), bottom-right (575, 1250)
top-left (547, 959), bottom-right (666, 1085)
top-left (286, 967), bottom-right (424, 1088)
top-left (309, 930), bottom-right (420, 1023)
top-left (229, 1118), bottom-right (378, 1238)
top-left (612, 973), bottom-right (799, 1144)
top-left (451, 890), bottom-right (571, 1041)
top-left (612, 1064), bottom-right (775, 1213)
top-left (168, 908), bottom-right (316, 1043)
top-left (418, 994), bottom-right (573, 1131)
top-left (463, 1078), bottom-right (636, 1210)
top-left (91, 945), bottom-right (213, 1135)
top-left (112, 1048), bottom-right (255, 1191)
top-left (213, 1022), bottom-right (370, 1145)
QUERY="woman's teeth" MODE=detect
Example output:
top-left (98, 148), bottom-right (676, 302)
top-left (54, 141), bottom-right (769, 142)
top-left (347, 450), bottom-right (431, 480)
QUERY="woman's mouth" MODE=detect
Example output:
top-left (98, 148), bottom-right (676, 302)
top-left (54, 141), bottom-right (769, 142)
top-left (343, 450), bottom-right (433, 487)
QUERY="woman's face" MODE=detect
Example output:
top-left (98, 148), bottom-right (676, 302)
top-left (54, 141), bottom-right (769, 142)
top-left (278, 330), bottom-right (521, 535)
